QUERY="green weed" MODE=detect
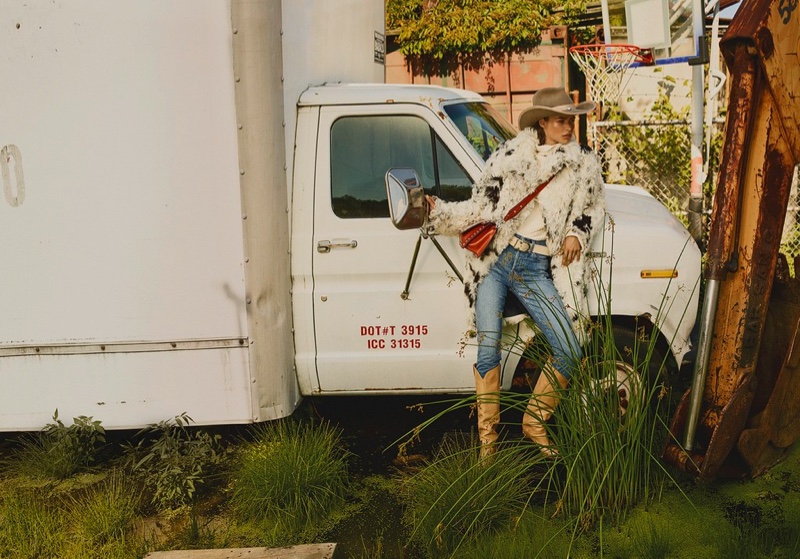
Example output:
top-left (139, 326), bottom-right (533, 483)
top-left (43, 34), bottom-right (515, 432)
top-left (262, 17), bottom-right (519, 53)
top-left (229, 419), bottom-right (351, 541)
top-left (458, 509), bottom-right (587, 558)
top-left (0, 487), bottom-right (67, 558)
top-left (69, 471), bottom-right (140, 545)
top-left (628, 516), bottom-right (675, 559)
top-left (538, 323), bottom-right (676, 530)
top-left (400, 433), bottom-right (538, 557)
top-left (123, 412), bottom-right (223, 510)
top-left (9, 410), bottom-right (106, 480)
top-left (396, 228), bottom-right (699, 555)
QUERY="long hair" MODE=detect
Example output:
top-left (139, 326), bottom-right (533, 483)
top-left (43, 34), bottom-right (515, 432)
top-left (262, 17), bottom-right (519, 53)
top-left (533, 120), bottom-right (546, 145)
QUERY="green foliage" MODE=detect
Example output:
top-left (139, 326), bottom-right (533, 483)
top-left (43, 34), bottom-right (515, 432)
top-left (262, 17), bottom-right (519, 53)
top-left (11, 409), bottom-right (106, 480)
top-left (528, 326), bottom-right (675, 531)
top-left (69, 472), bottom-right (140, 545)
top-left (605, 83), bottom-right (724, 230)
top-left (123, 412), bottom-right (223, 510)
top-left (229, 419), bottom-right (351, 542)
top-left (456, 509), bottom-right (589, 558)
top-left (628, 516), bottom-right (675, 558)
top-left (400, 434), bottom-right (537, 557)
top-left (0, 488), bottom-right (67, 558)
top-left (387, 0), bottom-right (586, 62)
top-left (781, 222), bottom-right (800, 259)
top-left (608, 87), bottom-right (691, 199)
top-left (0, 477), bottom-right (146, 559)
top-left (396, 236), bottom-right (697, 555)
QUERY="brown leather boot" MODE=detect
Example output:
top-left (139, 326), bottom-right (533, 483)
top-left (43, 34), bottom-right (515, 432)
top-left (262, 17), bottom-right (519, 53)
top-left (522, 364), bottom-right (569, 456)
top-left (473, 364), bottom-right (501, 459)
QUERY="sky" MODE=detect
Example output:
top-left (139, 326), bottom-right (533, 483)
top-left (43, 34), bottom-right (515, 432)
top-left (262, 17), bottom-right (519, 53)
top-left (718, 2), bottom-right (740, 19)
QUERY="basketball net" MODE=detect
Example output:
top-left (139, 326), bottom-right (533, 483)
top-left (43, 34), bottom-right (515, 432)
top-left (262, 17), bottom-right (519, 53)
top-left (569, 44), bottom-right (651, 107)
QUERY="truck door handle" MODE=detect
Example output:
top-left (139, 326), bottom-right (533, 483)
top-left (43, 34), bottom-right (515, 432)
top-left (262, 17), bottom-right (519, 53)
top-left (317, 239), bottom-right (358, 253)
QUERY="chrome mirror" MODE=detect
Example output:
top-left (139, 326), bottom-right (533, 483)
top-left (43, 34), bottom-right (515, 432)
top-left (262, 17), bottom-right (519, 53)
top-left (385, 168), bottom-right (427, 230)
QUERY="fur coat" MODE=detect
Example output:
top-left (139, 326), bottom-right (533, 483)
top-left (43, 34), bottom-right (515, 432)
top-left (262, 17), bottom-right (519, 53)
top-left (426, 130), bottom-right (605, 342)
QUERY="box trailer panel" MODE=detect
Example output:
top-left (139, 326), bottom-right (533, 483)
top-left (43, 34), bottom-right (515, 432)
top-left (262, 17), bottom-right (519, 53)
top-left (1, 1), bottom-right (247, 346)
top-left (0, 345), bottom-right (252, 431)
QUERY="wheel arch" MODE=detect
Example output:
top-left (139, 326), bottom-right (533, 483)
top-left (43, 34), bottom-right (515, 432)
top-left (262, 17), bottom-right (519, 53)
top-left (599, 314), bottom-right (680, 375)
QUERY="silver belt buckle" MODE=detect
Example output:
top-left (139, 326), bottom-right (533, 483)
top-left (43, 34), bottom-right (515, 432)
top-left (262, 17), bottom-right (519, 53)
top-left (511, 236), bottom-right (531, 252)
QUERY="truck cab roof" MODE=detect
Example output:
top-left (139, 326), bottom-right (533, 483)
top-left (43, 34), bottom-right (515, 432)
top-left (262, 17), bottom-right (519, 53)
top-left (298, 83), bottom-right (484, 107)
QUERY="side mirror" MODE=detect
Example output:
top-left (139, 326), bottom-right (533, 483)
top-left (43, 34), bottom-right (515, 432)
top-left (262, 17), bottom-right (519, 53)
top-left (385, 168), bottom-right (428, 230)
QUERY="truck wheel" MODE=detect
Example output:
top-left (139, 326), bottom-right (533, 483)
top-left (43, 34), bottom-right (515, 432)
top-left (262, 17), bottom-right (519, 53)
top-left (586, 324), bottom-right (671, 418)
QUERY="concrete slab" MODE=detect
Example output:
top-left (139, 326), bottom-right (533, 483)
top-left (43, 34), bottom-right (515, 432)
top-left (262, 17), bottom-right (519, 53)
top-left (144, 543), bottom-right (337, 559)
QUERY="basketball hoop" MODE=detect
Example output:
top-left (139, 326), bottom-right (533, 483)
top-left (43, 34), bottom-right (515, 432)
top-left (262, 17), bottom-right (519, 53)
top-left (569, 44), bottom-right (653, 107)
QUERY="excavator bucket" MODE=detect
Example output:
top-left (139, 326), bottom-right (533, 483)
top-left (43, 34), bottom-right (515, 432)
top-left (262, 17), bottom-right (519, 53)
top-left (738, 252), bottom-right (800, 476)
top-left (663, 0), bottom-right (800, 480)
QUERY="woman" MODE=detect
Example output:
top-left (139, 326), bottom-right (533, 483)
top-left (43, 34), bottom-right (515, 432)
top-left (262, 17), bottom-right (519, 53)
top-left (426, 88), bottom-right (605, 457)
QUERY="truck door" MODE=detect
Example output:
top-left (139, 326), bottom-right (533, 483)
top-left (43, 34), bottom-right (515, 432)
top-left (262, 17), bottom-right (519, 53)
top-left (306, 104), bottom-right (481, 393)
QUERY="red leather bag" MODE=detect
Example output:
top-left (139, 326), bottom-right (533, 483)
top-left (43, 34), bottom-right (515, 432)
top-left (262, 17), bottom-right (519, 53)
top-left (458, 177), bottom-right (553, 258)
top-left (459, 222), bottom-right (497, 257)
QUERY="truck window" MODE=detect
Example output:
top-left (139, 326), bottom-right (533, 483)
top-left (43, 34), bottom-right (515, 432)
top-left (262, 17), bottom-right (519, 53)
top-left (330, 115), bottom-right (472, 219)
top-left (443, 102), bottom-right (516, 162)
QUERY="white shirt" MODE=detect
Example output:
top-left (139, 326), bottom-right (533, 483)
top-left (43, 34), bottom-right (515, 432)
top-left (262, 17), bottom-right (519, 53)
top-left (516, 143), bottom-right (582, 246)
top-left (516, 143), bottom-right (559, 240)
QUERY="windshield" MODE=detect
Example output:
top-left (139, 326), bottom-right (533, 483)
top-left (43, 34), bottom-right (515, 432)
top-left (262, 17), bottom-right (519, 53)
top-left (443, 102), bottom-right (517, 161)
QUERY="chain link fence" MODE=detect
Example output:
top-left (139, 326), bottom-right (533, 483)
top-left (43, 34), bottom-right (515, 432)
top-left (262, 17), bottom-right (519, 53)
top-left (591, 119), bottom-right (701, 225)
top-left (590, 119), bottom-right (800, 258)
top-left (782, 166), bottom-right (800, 256)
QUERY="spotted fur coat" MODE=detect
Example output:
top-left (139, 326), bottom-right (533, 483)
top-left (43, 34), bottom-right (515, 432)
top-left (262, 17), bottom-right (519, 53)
top-left (426, 130), bottom-right (605, 342)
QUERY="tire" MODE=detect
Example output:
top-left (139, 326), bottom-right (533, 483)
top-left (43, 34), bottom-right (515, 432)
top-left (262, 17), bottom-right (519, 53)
top-left (585, 323), bottom-right (673, 418)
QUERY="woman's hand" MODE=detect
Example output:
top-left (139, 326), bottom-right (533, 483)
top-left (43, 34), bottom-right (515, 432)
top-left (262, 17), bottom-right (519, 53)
top-left (561, 235), bottom-right (581, 266)
top-left (425, 195), bottom-right (436, 212)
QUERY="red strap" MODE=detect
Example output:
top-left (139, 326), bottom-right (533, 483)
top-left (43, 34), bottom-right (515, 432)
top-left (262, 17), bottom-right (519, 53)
top-left (503, 177), bottom-right (553, 222)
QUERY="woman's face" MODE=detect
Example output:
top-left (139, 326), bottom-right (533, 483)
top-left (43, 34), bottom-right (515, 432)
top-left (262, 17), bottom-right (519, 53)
top-left (539, 115), bottom-right (575, 145)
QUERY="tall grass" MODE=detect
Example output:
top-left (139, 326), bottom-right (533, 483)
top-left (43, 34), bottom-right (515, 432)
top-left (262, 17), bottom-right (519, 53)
top-left (400, 229), bottom-right (700, 553)
top-left (400, 434), bottom-right (540, 557)
top-left (0, 488), bottom-right (67, 558)
top-left (398, 325), bottom-right (682, 555)
top-left (0, 474), bottom-right (146, 559)
top-left (229, 419), bottom-right (351, 541)
top-left (531, 320), bottom-right (676, 530)
top-left (69, 472), bottom-right (140, 545)
top-left (510, 226), bottom-right (697, 530)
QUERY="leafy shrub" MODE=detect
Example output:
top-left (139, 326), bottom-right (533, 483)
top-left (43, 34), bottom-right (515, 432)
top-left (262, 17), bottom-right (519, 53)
top-left (229, 419), bottom-right (350, 539)
top-left (10, 410), bottom-right (105, 479)
top-left (124, 412), bottom-right (222, 510)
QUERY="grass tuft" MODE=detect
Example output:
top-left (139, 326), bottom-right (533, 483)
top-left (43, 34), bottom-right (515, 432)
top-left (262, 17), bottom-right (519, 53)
top-left (629, 516), bottom-right (675, 559)
top-left (70, 471), bottom-right (140, 545)
top-left (229, 419), bottom-right (351, 541)
top-left (400, 434), bottom-right (537, 557)
top-left (0, 488), bottom-right (67, 558)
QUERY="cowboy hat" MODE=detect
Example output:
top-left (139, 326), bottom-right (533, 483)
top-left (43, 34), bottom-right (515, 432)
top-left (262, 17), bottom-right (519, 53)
top-left (517, 88), bottom-right (596, 130)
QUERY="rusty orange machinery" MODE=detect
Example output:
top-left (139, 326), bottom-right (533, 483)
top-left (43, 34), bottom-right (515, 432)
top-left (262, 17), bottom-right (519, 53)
top-left (663, 0), bottom-right (800, 480)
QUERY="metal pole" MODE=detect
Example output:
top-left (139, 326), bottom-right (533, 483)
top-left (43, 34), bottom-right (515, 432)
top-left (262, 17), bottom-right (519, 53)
top-left (682, 0), bottom-right (715, 450)
top-left (401, 234), bottom-right (423, 299)
top-left (683, 278), bottom-right (720, 450)
top-left (430, 236), bottom-right (464, 283)
top-left (687, 0), bottom-right (708, 243)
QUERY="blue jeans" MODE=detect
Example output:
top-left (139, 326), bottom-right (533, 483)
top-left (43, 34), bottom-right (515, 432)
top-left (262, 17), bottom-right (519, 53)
top-left (475, 237), bottom-right (581, 380)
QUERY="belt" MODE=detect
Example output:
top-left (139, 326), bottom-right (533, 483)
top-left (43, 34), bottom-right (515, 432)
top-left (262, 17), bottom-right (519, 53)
top-left (509, 235), bottom-right (550, 256)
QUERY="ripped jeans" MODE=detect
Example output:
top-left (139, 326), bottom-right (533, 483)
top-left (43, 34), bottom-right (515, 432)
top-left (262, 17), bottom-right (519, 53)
top-left (474, 239), bottom-right (581, 380)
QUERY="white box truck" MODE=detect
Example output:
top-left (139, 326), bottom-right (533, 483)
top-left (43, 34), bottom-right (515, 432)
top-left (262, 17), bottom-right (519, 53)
top-left (0, 0), bottom-right (700, 430)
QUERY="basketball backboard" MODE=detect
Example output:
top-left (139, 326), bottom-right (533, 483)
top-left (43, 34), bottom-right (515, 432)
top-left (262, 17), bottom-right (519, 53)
top-left (600, 0), bottom-right (699, 64)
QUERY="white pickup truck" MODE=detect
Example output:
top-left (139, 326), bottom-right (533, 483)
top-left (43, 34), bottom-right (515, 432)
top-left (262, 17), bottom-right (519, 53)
top-left (0, 0), bottom-right (700, 430)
